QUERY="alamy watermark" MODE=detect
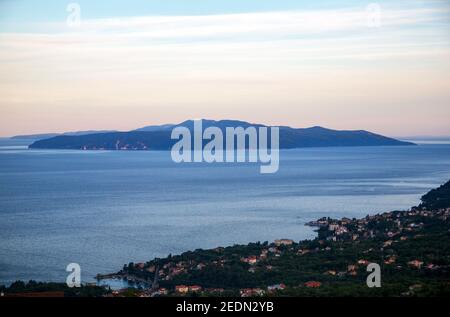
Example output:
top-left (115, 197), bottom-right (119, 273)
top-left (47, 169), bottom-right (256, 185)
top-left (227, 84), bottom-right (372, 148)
top-left (66, 263), bottom-right (81, 288)
top-left (170, 120), bottom-right (280, 174)
top-left (366, 263), bottom-right (381, 288)
top-left (66, 3), bottom-right (81, 28)
top-left (366, 3), bottom-right (382, 28)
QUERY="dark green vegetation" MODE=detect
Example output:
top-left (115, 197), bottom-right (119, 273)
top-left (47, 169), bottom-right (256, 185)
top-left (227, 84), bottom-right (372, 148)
top-left (0, 280), bottom-right (108, 297)
top-left (420, 180), bottom-right (450, 210)
top-left (28, 119), bottom-right (413, 150)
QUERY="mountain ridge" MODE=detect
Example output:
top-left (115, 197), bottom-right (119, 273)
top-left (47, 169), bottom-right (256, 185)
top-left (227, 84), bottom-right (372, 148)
top-left (28, 119), bottom-right (415, 150)
top-left (11, 130), bottom-right (118, 140)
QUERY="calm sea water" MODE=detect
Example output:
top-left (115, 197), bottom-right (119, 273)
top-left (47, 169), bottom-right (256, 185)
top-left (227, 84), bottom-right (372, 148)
top-left (1, 139), bottom-right (450, 285)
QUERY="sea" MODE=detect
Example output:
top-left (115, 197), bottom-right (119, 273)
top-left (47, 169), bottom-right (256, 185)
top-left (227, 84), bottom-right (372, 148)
top-left (1, 138), bottom-right (450, 287)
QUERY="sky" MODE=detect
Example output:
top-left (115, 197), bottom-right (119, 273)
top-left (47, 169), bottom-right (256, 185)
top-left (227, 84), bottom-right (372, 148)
top-left (0, 0), bottom-right (449, 137)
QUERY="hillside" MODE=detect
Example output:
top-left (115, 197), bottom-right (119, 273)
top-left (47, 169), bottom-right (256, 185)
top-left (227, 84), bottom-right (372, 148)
top-left (29, 120), bottom-right (414, 150)
top-left (419, 180), bottom-right (450, 210)
top-left (101, 180), bottom-right (450, 297)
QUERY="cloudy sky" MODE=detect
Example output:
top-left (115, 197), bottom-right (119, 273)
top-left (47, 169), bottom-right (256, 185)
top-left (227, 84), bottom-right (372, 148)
top-left (0, 0), bottom-right (449, 137)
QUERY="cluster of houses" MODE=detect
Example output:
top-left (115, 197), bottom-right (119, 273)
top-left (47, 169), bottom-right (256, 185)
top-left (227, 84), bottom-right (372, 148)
top-left (173, 283), bottom-right (289, 297)
top-left (175, 285), bottom-right (203, 294)
top-left (239, 282), bottom-right (322, 297)
top-left (240, 240), bottom-right (295, 267)
top-left (311, 207), bottom-right (450, 245)
top-left (133, 258), bottom-right (229, 282)
top-left (113, 238), bottom-right (315, 296)
top-left (108, 280), bottom-right (323, 297)
top-left (107, 207), bottom-right (449, 297)
top-left (309, 208), bottom-right (450, 275)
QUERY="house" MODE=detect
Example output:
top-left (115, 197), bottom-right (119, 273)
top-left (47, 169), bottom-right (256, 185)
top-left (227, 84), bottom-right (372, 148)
top-left (135, 263), bottom-right (145, 270)
top-left (171, 267), bottom-right (185, 275)
top-left (241, 256), bottom-right (258, 265)
top-left (383, 240), bottom-right (393, 247)
top-left (426, 263), bottom-right (437, 270)
top-left (175, 285), bottom-right (189, 294)
top-left (189, 285), bottom-right (202, 293)
top-left (157, 288), bottom-right (168, 295)
top-left (267, 283), bottom-right (286, 291)
top-left (304, 281), bottom-right (322, 288)
top-left (347, 265), bottom-right (357, 272)
top-left (357, 259), bottom-right (370, 266)
top-left (196, 263), bottom-right (206, 270)
top-left (329, 224), bottom-right (340, 231)
top-left (408, 260), bottom-right (424, 269)
top-left (260, 250), bottom-right (268, 258)
top-left (409, 284), bottom-right (423, 292)
top-left (240, 288), bottom-right (265, 297)
top-left (274, 239), bottom-right (294, 246)
top-left (336, 226), bottom-right (348, 235)
top-left (240, 289), bottom-right (252, 297)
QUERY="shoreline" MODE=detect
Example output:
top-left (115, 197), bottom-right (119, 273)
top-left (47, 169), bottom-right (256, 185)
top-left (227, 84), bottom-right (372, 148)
top-left (2, 184), bottom-right (449, 296)
top-left (91, 181), bottom-right (449, 297)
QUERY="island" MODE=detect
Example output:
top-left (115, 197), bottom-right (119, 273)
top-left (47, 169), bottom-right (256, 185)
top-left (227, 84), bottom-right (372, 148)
top-left (27, 120), bottom-right (414, 150)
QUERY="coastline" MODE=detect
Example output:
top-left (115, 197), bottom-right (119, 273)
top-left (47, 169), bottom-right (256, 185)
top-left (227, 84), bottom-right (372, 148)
top-left (93, 180), bottom-right (450, 297)
top-left (2, 180), bottom-right (449, 297)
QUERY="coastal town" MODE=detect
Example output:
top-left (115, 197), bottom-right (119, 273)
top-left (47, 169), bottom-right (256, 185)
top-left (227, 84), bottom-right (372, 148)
top-left (94, 181), bottom-right (450, 297)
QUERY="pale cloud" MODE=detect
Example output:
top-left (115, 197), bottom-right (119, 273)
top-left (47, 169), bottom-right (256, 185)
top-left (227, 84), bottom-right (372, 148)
top-left (45, 7), bottom-right (448, 38)
top-left (0, 5), bottom-right (449, 136)
top-left (0, 6), bottom-right (448, 69)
